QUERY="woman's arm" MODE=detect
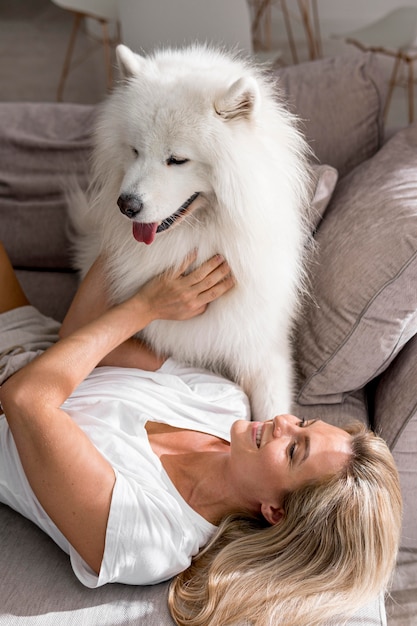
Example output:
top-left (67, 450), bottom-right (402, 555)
top-left (0, 254), bottom-right (234, 575)
top-left (60, 254), bottom-right (163, 371)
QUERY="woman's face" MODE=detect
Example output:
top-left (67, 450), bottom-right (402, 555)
top-left (229, 415), bottom-right (352, 524)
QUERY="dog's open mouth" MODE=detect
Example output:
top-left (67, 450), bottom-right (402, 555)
top-left (132, 192), bottom-right (200, 245)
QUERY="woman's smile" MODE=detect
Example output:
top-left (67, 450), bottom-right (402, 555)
top-left (253, 422), bottom-right (264, 448)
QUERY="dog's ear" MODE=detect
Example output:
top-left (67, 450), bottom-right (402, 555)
top-left (116, 44), bottom-right (145, 79)
top-left (214, 77), bottom-right (260, 121)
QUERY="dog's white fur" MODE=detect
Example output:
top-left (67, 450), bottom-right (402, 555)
top-left (71, 44), bottom-right (312, 421)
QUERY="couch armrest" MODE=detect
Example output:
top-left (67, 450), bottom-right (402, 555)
top-left (374, 334), bottom-right (417, 449)
top-left (0, 102), bottom-right (95, 270)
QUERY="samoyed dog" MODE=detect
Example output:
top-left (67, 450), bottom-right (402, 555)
top-left (72, 43), bottom-right (312, 421)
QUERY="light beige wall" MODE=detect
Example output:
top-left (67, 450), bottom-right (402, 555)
top-left (317, 0), bottom-right (417, 35)
top-left (119, 0), bottom-right (252, 52)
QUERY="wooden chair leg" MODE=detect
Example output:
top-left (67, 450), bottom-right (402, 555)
top-left (311, 0), bottom-right (322, 58)
top-left (251, 0), bottom-right (270, 51)
top-left (57, 11), bottom-right (83, 102)
top-left (115, 20), bottom-right (122, 46)
top-left (280, 0), bottom-right (298, 64)
top-left (383, 55), bottom-right (402, 122)
top-left (297, 0), bottom-right (316, 60)
top-left (407, 58), bottom-right (415, 124)
top-left (100, 19), bottom-right (113, 92)
top-left (264, 2), bottom-right (272, 50)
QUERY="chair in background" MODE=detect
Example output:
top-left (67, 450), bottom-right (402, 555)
top-left (341, 7), bottom-right (417, 123)
top-left (249, 0), bottom-right (322, 64)
top-left (51, 0), bottom-right (120, 101)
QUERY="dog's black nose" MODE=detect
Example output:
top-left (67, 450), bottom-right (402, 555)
top-left (117, 194), bottom-right (143, 218)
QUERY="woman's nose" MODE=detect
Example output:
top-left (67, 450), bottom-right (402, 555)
top-left (273, 414), bottom-right (297, 437)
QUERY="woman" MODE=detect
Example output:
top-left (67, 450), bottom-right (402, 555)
top-left (0, 243), bottom-right (401, 625)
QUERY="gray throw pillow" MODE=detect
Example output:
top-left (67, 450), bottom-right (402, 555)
top-left (297, 123), bottom-right (417, 405)
top-left (310, 164), bottom-right (338, 229)
top-left (275, 54), bottom-right (387, 178)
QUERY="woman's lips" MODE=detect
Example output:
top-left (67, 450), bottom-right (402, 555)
top-left (253, 422), bottom-right (263, 448)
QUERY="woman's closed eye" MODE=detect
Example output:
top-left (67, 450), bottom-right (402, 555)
top-left (289, 418), bottom-right (308, 461)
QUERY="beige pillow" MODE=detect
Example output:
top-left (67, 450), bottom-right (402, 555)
top-left (310, 164), bottom-right (338, 230)
top-left (275, 54), bottom-right (386, 178)
top-left (297, 124), bottom-right (417, 405)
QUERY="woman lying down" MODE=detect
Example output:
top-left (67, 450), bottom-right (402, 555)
top-left (0, 242), bottom-right (401, 626)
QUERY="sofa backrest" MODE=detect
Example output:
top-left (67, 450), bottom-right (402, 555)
top-left (275, 53), bottom-right (387, 177)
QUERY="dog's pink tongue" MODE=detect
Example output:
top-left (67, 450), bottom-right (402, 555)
top-left (132, 222), bottom-right (158, 245)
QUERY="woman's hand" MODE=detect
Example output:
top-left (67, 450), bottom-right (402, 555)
top-left (59, 251), bottom-right (234, 372)
top-left (136, 251), bottom-right (235, 322)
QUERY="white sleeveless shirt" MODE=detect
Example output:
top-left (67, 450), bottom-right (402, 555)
top-left (0, 358), bottom-right (250, 587)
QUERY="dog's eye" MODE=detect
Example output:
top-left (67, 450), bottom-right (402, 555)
top-left (166, 155), bottom-right (189, 166)
top-left (131, 147), bottom-right (139, 158)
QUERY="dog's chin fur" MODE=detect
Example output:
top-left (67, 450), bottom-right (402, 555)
top-left (70, 44), bottom-right (313, 422)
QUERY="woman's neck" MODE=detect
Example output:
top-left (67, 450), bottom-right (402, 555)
top-left (145, 422), bottom-right (250, 524)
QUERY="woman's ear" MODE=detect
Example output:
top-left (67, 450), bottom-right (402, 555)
top-left (261, 502), bottom-right (284, 525)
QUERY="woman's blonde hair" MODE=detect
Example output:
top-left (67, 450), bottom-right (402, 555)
top-left (169, 422), bottom-right (402, 626)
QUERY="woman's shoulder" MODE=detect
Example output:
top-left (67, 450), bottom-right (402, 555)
top-left (70, 464), bottom-right (215, 587)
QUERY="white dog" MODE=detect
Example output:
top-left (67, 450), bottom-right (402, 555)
top-left (71, 44), bottom-right (312, 421)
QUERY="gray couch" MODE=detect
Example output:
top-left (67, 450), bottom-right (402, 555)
top-left (0, 53), bottom-right (416, 625)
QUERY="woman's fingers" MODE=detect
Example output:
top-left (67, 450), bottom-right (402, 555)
top-left (197, 270), bottom-right (235, 306)
top-left (173, 249), bottom-right (198, 278)
top-left (190, 272), bottom-right (235, 318)
top-left (181, 254), bottom-right (235, 308)
top-left (182, 253), bottom-right (228, 285)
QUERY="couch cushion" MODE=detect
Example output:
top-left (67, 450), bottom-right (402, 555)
top-left (275, 53), bottom-right (387, 177)
top-left (296, 123), bottom-right (417, 406)
top-left (291, 388), bottom-right (369, 430)
top-left (374, 333), bottom-right (417, 450)
top-left (310, 164), bottom-right (339, 229)
top-left (0, 102), bottom-right (94, 270)
top-left (0, 503), bottom-right (176, 625)
top-left (0, 503), bottom-right (388, 626)
top-left (15, 269), bottom-right (79, 322)
top-left (391, 412), bottom-right (417, 552)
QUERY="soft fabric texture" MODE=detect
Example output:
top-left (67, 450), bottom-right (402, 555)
top-left (0, 305), bottom-right (60, 384)
top-left (0, 502), bottom-right (387, 626)
top-left (389, 414), bottom-right (417, 553)
top-left (0, 306), bottom-right (248, 586)
top-left (297, 123), bottom-right (417, 405)
top-left (0, 102), bottom-right (94, 270)
top-left (0, 502), bottom-right (176, 626)
top-left (275, 54), bottom-right (387, 177)
top-left (374, 334), bottom-right (417, 552)
top-left (375, 333), bottom-right (417, 449)
top-left (291, 388), bottom-right (369, 430)
top-left (14, 269), bottom-right (79, 322)
top-left (310, 163), bottom-right (339, 229)
top-left (0, 310), bottom-right (249, 587)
